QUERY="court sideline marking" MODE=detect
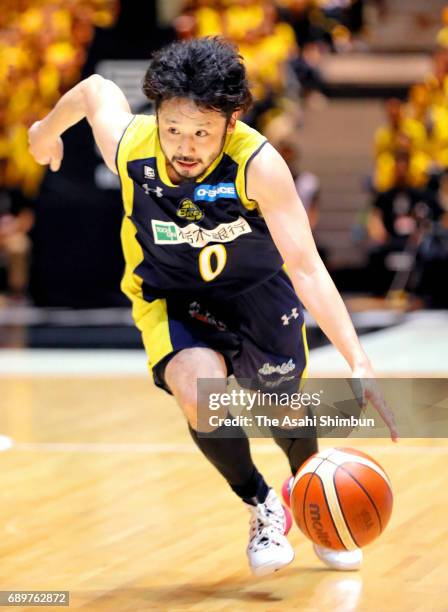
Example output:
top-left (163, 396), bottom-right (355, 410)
top-left (0, 439), bottom-right (446, 454)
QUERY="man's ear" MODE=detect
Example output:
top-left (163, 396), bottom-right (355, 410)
top-left (226, 112), bottom-right (238, 133)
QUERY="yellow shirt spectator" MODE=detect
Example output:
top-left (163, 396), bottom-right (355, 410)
top-left (195, 7), bottom-right (223, 37)
top-left (374, 117), bottom-right (427, 158)
top-left (374, 150), bottom-right (431, 192)
top-left (427, 105), bottom-right (448, 167)
top-left (225, 3), bottom-right (265, 41)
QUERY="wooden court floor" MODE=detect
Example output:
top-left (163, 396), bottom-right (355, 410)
top-left (0, 375), bottom-right (447, 611)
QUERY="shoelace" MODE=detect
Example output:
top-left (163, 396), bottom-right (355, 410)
top-left (248, 501), bottom-right (285, 552)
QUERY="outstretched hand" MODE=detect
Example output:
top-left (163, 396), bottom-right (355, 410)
top-left (28, 121), bottom-right (64, 172)
top-left (350, 366), bottom-right (399, 443)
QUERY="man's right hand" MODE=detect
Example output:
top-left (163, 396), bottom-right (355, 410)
top-left (28, 121), bottom-right (64, 172)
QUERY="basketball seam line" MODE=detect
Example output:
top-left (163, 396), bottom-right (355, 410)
top-left (314, 470), bottom-right (345, 549)
top-left (337, 465), bottom-right (385, 533)
top-left (302, 473), bottom-right (314, 541)
top-left (294, 457), bottom-right (325, 540)
top-left (289, 457), bottom-right (325, 541)
top-left (332, 469), bottom-right (361, 548)
top-left (324, 455), bottom-right (392, 488)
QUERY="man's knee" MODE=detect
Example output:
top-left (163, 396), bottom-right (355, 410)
top-left (174, 386), bottom-right (200, 429)
top-left (164, 347), bottom-right (228, 431)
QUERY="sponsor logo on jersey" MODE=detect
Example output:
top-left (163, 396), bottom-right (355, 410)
top-left (152, 222), bottom-right (178, 242)
top-left (176, 198), bottom-right (204, 222)
top-left (151, 217), bottom-right (251, 248)
top-left (194, 182), bottom-right (237, 202)
top-left (144, 165), bottom-right (155, 180)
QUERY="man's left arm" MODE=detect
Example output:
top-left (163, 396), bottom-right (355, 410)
top-left (247, 143), bottom-right (398, 441)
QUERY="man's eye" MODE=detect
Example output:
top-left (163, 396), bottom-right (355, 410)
top-left (168, 127), bottom-right (179, 135)
top-left (196, 130), bottom-right (208, 137)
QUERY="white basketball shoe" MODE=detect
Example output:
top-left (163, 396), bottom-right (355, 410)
top-left (245, 488), bottom-right (294, 576)
top-left (281, 476), bottom-right (363, 571)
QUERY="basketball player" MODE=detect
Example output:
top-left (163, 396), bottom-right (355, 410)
top-left (28, 37), bottom-right (397, 576)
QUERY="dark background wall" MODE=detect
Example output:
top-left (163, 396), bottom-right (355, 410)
top-left (30, 3), bottom-right (174, 307)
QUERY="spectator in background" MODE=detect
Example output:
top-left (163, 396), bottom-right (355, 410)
top-left (276, 0), bottom-right (333, 51)
top-left (366, 7), bottom-right (448, 304)
top-left (175, 0), bottom-right (300, 130)
top-left (374, 98), bottom-right (426, 158)
top-left (424, 47), bottom-right (448, 110)
top-left (0, 168), bottom-right (34, 300)
top-left (0, 0), bottom-right (118, 302)
top-left (435, 168), bottom-right (448, 224)
top-left (263, 112), bottom-right (320, 230)
top-left (294, 156), bottom-right (320, 230)
top-left (174, 0), bottom-right (372, 130)
top-left (374, 131), bottom-right (431, 193)
top-left (407, 83), bottom-right (448, 171)
top-left (367, 150), bottom-right (443, 295)
top-left (263, 110), bottom-right (327, 265)
top-left (0, 0), bottom-right (118, 200)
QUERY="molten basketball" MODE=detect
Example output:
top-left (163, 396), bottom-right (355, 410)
top-left (290, 447), bottom-right (393, 550)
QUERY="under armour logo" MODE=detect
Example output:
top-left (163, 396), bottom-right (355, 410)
top-left (142, 183), bottom-right (163, 198)
top-left (281, 308), bottom-right (299, 326)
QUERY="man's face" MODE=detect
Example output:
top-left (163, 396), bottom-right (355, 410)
top-left (157, 98), bottom-right (236, 183)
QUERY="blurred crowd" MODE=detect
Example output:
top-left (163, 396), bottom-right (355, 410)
top-left (0, 0), bottom-right (378, 300)
top-left (3, 0), bottom-right (446, 307)
top-left (0, 0), bottom-right (118, 299)
top-left (175, 0), bottom-right (376, 120)
top-left (367, 15), bottom-right (448, 305)
top-left (0, 0), bottom-right (118, 198)
top-left (173, 0), bottom-right (378, 265)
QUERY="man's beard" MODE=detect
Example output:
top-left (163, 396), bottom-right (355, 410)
top-left (157, 124), bottom-right (229, 184)
top-left (167, 157), bottom-right (204, 182)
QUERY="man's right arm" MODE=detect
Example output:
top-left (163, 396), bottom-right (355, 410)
top-left (28, 74), bottom-right (133, 174)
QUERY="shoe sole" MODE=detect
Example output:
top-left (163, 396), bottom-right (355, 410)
top-left (313, 544), bottom-right (362, 571)
top-left (251, 550), bottom-right (295, 577)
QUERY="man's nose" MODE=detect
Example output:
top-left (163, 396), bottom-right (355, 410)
top-left (178, 136), bottom-right (195, 157)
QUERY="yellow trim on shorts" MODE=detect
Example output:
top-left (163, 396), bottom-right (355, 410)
top-left (137, 298), bottom-right (174, 367)
top-left (120, 218), bottom-right (174, 369)
top-left (301, 321), bottom-right (309, 384)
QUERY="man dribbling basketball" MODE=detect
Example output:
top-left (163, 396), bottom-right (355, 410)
top-left (28, 36), bottom-right (398, 576)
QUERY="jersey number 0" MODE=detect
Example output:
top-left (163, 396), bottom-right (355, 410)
top-left (199, 244), bottom-right (227, 282)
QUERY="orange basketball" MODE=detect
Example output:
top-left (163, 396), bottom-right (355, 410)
top-left (290, 447), bottom-right (393, 551)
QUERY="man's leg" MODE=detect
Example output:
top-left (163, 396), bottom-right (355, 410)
top-left (272, 434), bottom-right (318, 476)
top-left (164, 347), bottom-right (268, 504)
top-left (164, 346), bottom-right (294, 576)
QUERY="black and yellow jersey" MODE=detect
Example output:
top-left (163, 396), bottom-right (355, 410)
top-left (116, 114), bottom-right (283, 304)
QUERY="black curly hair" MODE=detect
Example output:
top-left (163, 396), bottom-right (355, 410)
top-left (143, 37), bottom-right (253, 117)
